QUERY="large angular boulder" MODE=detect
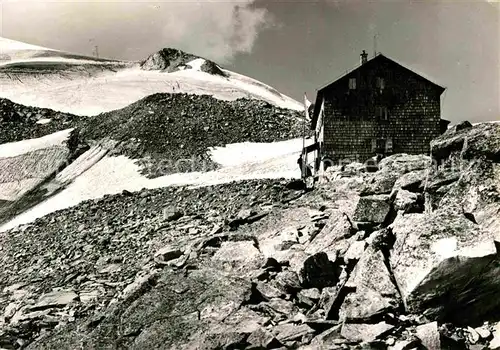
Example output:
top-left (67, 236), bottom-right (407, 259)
top-left (378, 154), bottom-right (431, 174)
top-left (307, 324), bottom-right (343, 348)
top-left (339, 246), bottom-right (401, 321)
top-left (431, 122), bottom-right (500, 163)
top-left (416, 322), bottom-right (441, 350)
top-left (427, 123), bottom-right (500, 214)
top-left (390, 210), bottom-right (500, 324)
top-left (432, 159), bottom-right (500, 238)
top-left (361, 154), bottom-right (430, 195)
top-left (305, 210), bottom-right (354, 256)
top-left (211, 241), bottom-right (266, 275)
top-left (340, 321), bottom-right (394, 343)
top-left (353, 194), bottom-right (392, 224)
top-left (393, 169), bottom-right (427, 192)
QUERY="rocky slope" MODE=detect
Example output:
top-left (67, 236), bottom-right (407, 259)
top-left (0, 122), bottom-right (499, 349)
top-left (80, 93), bottom-right (306, 177)
top-left (0, 92), bottom-right (306, 228)
top-left (0, 98), bottom-right (79, 144)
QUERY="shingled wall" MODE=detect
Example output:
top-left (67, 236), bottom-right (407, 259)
top-left (323, 93), bottom-right (441, 164)
top-left (320, 56), bottom-right (443, 165)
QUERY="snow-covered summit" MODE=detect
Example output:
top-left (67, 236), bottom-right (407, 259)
top-left (0, 38), bottom-right (304, 115)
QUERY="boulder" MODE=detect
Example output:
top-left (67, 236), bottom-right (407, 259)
top-left (431, 122), bottom-right (500, 162)
top-left (317, 286), bottom-right (343, 320)
top-left (255, 281), bottom-right (284, 300)
top-left (358, 154), bottom-right (429, 196)
top-left (211, 241), bottom-right (265, 275)
top-left (339, 246), bottom-right (401, 321)
top-left (257, 298), bottom-right (298, 321)
top-left (344, 240), bottom-right (367, 263)
top-left (393, 169), bottom-right (427, 192)
top-left (434, 159), bottom-right (500, 238)
top-left (299, 288), bottom-right (321, 301)
top-left (274, 271), bottom-right (302, 295)
top-left (272, 323), bottom-right (315, 343)
top-left (340, 321), bottom-right (394, 343)
top-left (475, 325), bottom-right (492, 339)
top-left (247, 327), bottom-right (282, 348)
top-left (490, 322), bottom-right (500, 349)
top-left (305, 211), bottom-right (353, 256)
top-left (378, 154), bottom-right (431, 173)
top-left (427, 123), bottom-right (500, 235)
top-left (390, 210), bottom-right (500, 324)
top-left (353, 194), bottom-right (392, 224)
top-left (394, 189), bottom-right (423, 214)
top-left (416, 322), bottom-right (440, 350)
top-left (308, 324), bottom-right (343, 348)
top-left (153, 245), bottom-right (183, 264)
top-left (162, 206), bottom-right (183, 221)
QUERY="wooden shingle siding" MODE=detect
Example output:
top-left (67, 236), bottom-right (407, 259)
top-left (318, 55), bottom-right (443, 165)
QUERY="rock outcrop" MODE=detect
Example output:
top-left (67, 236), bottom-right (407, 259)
top-left (141, 48), bottom-right (227, 77)
top-left (390, 122), bottom-right (500, 324)
top-left (80, 93), bottom-right (305, 177)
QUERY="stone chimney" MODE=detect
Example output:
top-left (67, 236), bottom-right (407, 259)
top-left (360, 50), bottom-right (368, 65)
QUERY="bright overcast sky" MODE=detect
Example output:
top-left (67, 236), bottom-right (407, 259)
top-left (1, 0), bottom-right (499, 123)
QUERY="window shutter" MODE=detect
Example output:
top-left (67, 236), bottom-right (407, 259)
top-left (371, 138), bottom-right (377, 152)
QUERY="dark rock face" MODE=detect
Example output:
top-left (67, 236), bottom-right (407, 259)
top-left (140, 48), bottom-right (227, 77)
top-left (0, 98), bottom-right (80, 144)
top-left (300, 252), bottom-right (342, 289)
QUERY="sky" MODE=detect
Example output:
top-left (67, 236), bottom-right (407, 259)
top-left (0, 0), bottom-right (499, 123)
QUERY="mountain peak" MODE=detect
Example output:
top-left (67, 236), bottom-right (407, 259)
top-left (140, 48), bottom-right (227, 77)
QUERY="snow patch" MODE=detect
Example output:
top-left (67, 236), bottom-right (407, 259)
top-left (0, 138), bottom-right (311, 231)
top-left (186, 58), bottom-right (206, 71)
top-left (472, 120), bottom-right (500, 125)
top-left (0, 129), bottom-right (72, 158)
top-left (0, 57), bottom-right (118, 67)
top-left (210, 138), bottom-right (308, 168)
top-left (0, 37), bottom-right (55, 53)
top-left (0, 179), bottom-right (42, 201)
top-left (1, 65), bottom-right (302, 116)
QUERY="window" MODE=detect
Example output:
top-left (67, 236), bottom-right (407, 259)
top-left (349, 78), bottom-right (356, 90)
top-left (375, 106), bottom-right (388, 120)
top-left (372, 138), bottom-right (393, 154)
top-left (376, 77), bottom-right (385, 90)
